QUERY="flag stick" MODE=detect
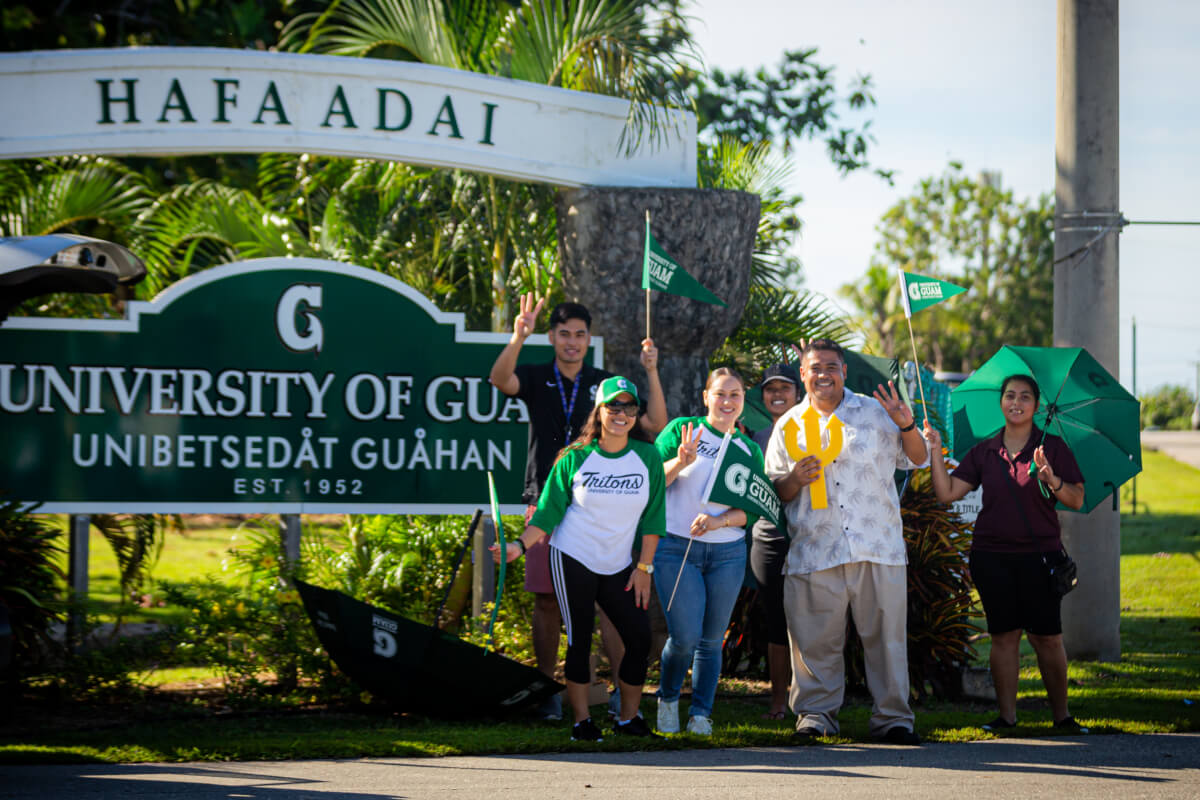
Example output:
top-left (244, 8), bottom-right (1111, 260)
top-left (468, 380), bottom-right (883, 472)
top-left (645, 210), bottom-right (652, 340)
top-left (666, 536), bottom-right (694, 612)
top-left (904, 315), bottom-right (928, 427)
top-left (485, 471), bottom-right (505, 654)
top-left (645, 288), bottom-right (651, 340)
top-left (897, 269), bottom-right (929, 427)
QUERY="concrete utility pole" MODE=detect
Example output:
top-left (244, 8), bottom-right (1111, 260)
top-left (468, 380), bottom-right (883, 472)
top-left (1054, 0), bottom-right (1121, 661)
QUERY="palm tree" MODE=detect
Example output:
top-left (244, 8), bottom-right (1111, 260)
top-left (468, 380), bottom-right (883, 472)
top-left (702, 138), bottom-right (852, 380)
top-left (279, 0), bottom-right (695, 331)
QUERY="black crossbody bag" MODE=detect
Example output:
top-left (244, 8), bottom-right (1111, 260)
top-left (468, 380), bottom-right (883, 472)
top-left (1002, 468), bottom-right (1078, 597)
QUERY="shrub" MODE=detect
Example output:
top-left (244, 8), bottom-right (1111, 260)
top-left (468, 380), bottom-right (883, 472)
top-left (844, 469), bottom-right (978, 700)
top-left (0, 501), bottom-right (66, 682)
top-left (160, 513), bottom-right (537, 704)
top-left (1140, 385), bottom-right (1196, 430)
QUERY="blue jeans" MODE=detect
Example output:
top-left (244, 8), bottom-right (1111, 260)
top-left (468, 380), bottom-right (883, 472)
top-left (653, 534), bottom-right (747, 719)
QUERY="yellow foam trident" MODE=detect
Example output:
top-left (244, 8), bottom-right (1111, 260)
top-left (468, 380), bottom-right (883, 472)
top-left (782, 405), bottom-right (844, 509)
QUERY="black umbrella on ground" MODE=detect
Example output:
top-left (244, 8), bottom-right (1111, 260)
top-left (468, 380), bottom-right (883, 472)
top-left (295, 579), bottom-right (563, 716)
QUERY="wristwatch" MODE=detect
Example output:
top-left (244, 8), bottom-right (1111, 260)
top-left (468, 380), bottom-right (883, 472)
top-left (636, 562), bottom-right (655, 574)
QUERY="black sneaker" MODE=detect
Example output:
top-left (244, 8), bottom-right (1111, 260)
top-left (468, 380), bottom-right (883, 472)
top-left (1053, 716), bottom-right (1089, 734)
top-left (613, 715), bottom-right (661, 738)
top-left (791, 726), bottom-right (825, 744)
top-left (982, 716), bottom-right (1017, 732)
top-left (877, 726), bottom-right (921, 745)
top-left (570, 717), bottom-right (604, 742)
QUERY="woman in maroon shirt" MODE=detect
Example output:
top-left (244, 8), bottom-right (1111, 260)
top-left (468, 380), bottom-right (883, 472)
top-left (923, 374), bottom-right (1086, 733)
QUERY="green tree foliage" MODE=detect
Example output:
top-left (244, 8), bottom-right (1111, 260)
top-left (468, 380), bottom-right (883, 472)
top-left (840, 163), bottom-right (1054, 371)
top-left (1140, 385), bottom-right (1196, 430)
top-left (0, 0), bottom-right (308, 51)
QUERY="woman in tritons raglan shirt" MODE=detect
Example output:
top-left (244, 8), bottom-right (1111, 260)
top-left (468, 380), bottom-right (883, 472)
top-left (494, 376), bottom-right (665, 742)
top-left (652, 366), bottom-right (763, 736)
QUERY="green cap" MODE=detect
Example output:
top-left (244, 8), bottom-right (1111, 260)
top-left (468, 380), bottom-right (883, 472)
top-left (595, 375), bottom-right (640, 406)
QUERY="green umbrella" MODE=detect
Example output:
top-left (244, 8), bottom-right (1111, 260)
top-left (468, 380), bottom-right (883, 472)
top-left (951, 345), bottom-right (1141, 513)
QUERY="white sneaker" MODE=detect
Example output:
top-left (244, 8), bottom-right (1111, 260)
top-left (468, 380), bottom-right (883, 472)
top-left (686, 715), bottom-right (713, 736)
top-left (657, 697), bottom-right (680, 733)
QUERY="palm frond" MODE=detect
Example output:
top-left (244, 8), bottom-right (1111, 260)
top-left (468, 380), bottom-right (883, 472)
top-left (712, 286), bottom-right (853, 375)
top-left (131, 180), bottom-right (312, 294)
top-left (283, 0), bottom-right (463, 66)
top-left (0, 156), bottom-right (150, 238)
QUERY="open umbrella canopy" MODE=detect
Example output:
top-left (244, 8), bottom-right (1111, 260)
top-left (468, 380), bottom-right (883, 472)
top-left (951, 345), bottom-right (1141, 513)
top-left (295, 579), bottom-right (562, 716)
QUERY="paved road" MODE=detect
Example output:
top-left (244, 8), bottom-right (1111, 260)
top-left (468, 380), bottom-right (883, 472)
top-left (1141, 430), bottom-right (1200, 471)
top-left (3, 734), bottom-right (1199, 800)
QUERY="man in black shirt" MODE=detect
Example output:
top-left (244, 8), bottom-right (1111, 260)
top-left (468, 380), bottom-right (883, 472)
top-left (490, 292), bottom-right (667, 718)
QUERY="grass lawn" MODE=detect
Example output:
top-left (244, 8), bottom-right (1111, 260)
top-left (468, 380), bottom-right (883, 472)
top-left (5, 449), bottom-right (1198, 763)
top-left (55, 515), bottom-right (342, 626)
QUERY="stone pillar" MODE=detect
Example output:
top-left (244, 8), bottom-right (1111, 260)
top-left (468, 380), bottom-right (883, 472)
top-left (556, 187), bottom-right (760, 417)
top-left (1054, 0), bottom-right (1121, 661)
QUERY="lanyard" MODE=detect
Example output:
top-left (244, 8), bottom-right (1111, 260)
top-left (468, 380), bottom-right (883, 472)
top-left (553, 362), bottom-right (581, 442)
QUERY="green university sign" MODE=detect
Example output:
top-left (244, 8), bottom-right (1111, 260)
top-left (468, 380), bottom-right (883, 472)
top-left (0, 259), bottom-right (595, 513)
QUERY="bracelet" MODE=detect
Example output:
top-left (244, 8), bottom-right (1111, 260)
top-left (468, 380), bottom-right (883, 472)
top-left (898, 420), bottom-right (916, 433)
top-left (516, 538), bottom-right (528, 555)
top-left (1053, 478), bottom-right (1064, 492)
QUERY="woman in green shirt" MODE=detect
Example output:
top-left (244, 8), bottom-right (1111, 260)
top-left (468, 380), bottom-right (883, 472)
top-left (653, 367), bottom-right (764, 736)
top-left (495, 376), bottom-right (666, 741)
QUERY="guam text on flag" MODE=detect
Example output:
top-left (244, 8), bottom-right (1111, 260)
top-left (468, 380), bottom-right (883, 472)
top-left (898, 271), bottom-right (967, 317)
top-left (702, 432), bottom-right (782, 530)
top-left (642, 219), bottom-right (727, 307)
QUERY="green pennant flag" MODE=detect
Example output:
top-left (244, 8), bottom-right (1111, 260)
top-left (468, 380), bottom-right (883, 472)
top-left (703, 433), bottom-right (783, 530)
top-left (899, 271), bottom-right (967, 317)
top-left (642, 219), bottom-right (727, 307)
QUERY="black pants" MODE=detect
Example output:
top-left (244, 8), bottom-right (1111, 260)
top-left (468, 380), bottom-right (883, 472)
top-left (549, 546), bottom-right (651, 686)
top-left (749, 534), bottom-right (789, 646)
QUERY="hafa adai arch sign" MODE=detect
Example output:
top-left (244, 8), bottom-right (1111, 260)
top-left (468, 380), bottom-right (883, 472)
top-left (0, 47), bottom-right (696, 187)
top-left (0, 258), bottom-right (600, 514)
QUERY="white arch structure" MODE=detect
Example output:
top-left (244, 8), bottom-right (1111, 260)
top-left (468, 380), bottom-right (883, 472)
top-left (0, 47), bottom-right (696, 188)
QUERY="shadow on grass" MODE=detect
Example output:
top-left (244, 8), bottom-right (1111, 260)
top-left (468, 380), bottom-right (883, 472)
top-left (1120, 514), bottom-right (1200, 556)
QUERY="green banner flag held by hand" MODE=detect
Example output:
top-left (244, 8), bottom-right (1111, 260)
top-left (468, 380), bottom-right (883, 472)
top-left (703, 432), bottom-right (783, 530)
top-left (642, 218), bottom-right (727, 307)
top-left (898, 271), bottom-right (967, 317)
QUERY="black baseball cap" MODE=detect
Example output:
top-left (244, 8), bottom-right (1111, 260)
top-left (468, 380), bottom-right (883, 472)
top-left (760, 363), bottom-right (800, 388)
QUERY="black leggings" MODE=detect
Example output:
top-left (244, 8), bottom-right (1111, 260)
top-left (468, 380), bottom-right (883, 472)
top-left (549, 546), bottom-right (651, 686)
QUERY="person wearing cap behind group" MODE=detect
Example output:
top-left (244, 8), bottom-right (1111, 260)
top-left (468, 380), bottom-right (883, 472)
top-left (494, 376), bottom-right (666, 742)
top-left (750, 363), bottom-right (801, 720)
top-left (489, 292), bottom-right (667, 721)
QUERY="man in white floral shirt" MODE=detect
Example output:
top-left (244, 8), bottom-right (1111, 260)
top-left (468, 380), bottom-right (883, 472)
top-left (765, 339), bottom-right (928, 745)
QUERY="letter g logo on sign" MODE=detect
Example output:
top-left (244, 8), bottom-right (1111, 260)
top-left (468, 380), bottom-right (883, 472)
top-left (276, 283), bottom-right (324, 354)
top-left (724, 464), bottom-right (750, 496)
top-left (908, 281), bottom-right (922, 302)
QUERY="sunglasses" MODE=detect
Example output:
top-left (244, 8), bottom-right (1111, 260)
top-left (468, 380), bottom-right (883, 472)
top-left (604, 401), bottom-right (639, 416)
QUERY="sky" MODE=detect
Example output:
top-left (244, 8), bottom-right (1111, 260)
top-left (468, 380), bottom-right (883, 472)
top-left (690, 0), bottom-right (1200, 396)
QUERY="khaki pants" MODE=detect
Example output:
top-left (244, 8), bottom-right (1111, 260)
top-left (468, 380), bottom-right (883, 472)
top-left (784, 561), bottom-right (914, 736)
